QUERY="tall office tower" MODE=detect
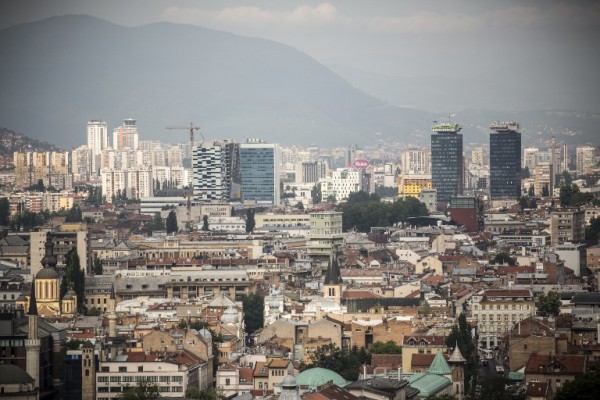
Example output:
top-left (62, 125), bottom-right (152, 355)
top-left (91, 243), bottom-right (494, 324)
top-left (240, 140), bottom-right (280, 206)
top-left (87, 120), bottom-right (108, 175)
top-left (431, 121), bottom-right (463, 205)
top-left (112, 118), bottom-right (139, 150)
top-left (192, 140), bottom-right (240, 202)
top-left (471, 148), bottom-right (484, 167)
top-left (576, 145), bottom-right (597, 174)
top-left (489, 122), bottom-right (521, 199)
top-left (523, 147), bottom-right (539, 171)
top-left (345, 145), bottom-right (357, 167)
top-left (295, 161), bottom-right (327, 184)
top-left (401, 148), bottom-right (431, 174)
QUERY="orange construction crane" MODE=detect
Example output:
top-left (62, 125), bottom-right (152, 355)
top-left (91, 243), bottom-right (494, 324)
top-left (166, 122), bottom-right (204, 147)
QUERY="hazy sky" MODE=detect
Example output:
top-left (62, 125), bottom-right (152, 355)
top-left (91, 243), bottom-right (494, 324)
top-left (2, 0), bottom-right (600, 111)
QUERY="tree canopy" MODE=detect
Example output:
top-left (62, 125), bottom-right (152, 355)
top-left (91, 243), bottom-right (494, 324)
top-left (586, 216), bottom-right (600, 242)
top-left (339, 192), bottom-right (428, 232)
top-left (301, 344), bottom-right (370, 381)
top-left (491, 251), bottom-right (517, 266)
top-left (166, 210), bottom-right (178, 234)
top-left (560, 184), bottom-right (595, 208)
top-left (239, 293), bottom-right (264, 335)
top-left (117, 382), bottom-right (160, 400)
top-left (536, 291), bottom-right (561, 317)
top-left (245, 209), bottom-right (255, 233)
top-left (369, 340), bottom-right (402, 354)
top-left (61, 247), bottom-right (86, 313)
top-left (446, 314), bottom-right (477, 394)
top-left (554, 370), bottom-right (600, 400)
top-left (202, 215), bottom-right (209, 231)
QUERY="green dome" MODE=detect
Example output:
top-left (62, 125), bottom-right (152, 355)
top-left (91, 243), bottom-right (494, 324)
top-left (295, 368), bottom-right (347, 389)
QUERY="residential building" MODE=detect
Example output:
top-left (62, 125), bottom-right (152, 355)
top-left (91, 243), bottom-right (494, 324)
top-left (320, 169), bottom-right (361, 202)
top-left (471, 289), bottom-right (535, 348)
top-left (575, 146), bottom-right (597, 174)
top-left (524, 354), bottom-right (586, 395)
top-left (192, 140), bottom-right (240, 202)
top-left (112, 118), bottom-right (139, 151)
top-left (401, 148), bottom-right (431, 174)
top-left (295, 161), bottom-right (327, 184)
top-left (449, 196), bottom-right (484, 233)
top-left (398, 174), bottom-right (432, 198)
top-left (87, 120), bottom-right (108, 174)
top-left (550, 209), bottom-right (585, 246)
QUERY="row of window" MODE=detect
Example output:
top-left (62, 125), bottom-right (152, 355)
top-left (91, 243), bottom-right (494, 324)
top-left (98, 375), bottom-right (183, 383)
top-left (474, 304), bottom-right (531, 310)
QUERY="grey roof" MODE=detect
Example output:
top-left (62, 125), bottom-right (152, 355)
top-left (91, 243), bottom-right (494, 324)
top-left (36, 267), bottom-right (59, 279)
top-left (0, 364), bottom-right (34, 384)
top-left (324, 258), bottom-right (342, 285)
top-left (571, 292), bottom-right (600, 305)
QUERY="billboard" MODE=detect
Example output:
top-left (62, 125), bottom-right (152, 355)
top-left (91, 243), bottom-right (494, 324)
top-left (353, 158), bottom-right (370, 169)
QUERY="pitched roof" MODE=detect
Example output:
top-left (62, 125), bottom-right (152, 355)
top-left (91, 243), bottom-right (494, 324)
top-left (428, 351), bottom-right (452, 375)
top-left (525, 354), bottom-right (586, 375)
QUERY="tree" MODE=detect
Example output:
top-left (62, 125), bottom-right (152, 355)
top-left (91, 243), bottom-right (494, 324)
top-left (339, 196), bottom-right (428, 232)
top-left (149, 212), bottom-right (165, 231)
top-left (536, 291), bottom-right (561, 317)
top-left (561, 170), bottom-right (573, 185)
top-left (202, 215), bottom-right (209, 231)
top-left (239, 293), bottom-right (264, 334)
top-left (554, 370), bottom-right (600, 400)
top-left (294, 201), bottom-right (304, 211)
top-left (541, 184), bottom-right (549, 197)
top-left (86, 307), bottom-right (102, 316)
top-left (375, 185), bottom-right (398, 198)
top-left (61, 247), bottom-right (85, 313)
top-left (476, 375), bottom-right (525, 400)
top-left (586, 216), bottom-right (600, 242)
top-left (65, 205), bottom-right (82, 223)
top-left (446, 314), bottom-right (477, 394)
top-left (369, 340), bottom-right (402, 354)
top-left (245, 209), bottom-right (255, 233)
top-left (0, 197), bottom-right (9, 225)
top-left (186, 388), bottom-right (222, 400)
top-left (491, 251), bottom-right (516, 266)
top-left (166, 210), bottom-right (178, 234)
top-left (92, 258), bottom-right (103, 275)
top-left (311, 183), bottom-right (322, 204)
top-left (117, 381), bottom-right (160, 400)
top-left (418, 300), bottom-right (431, 316)
top-left (26, 179), bottom-right (46, 192)
top-left (302, 344), bottom-right (370, 381)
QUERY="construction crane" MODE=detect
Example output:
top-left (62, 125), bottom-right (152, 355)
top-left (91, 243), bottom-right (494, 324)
top-left (166, 122), bottom-right (204, 148)
top-left (165, 122), bottom-right (204, 233)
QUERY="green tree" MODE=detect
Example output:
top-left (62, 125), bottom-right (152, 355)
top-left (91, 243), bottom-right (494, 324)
top-left (446, 314), bottom-right (477, 394)
top-left (418, 300), bottom-right (431, 316)
top-left (149, 212), bottom-right (165, 231)
top-left (26, 179), bottom-right (46, 192)
top-left (166, 210), bottom-right (178, 234)
top-left (554, 370), bottom-right (600, 400)
top-left (311, 183), bottom-right (322, 204)
top-left (245, 209), bottom-right (255, 233)
top-left (302, 344), bottom-right (370, 381)
top-left (239, 293), bottom-right (264, 334)
top-left (61, 247), bottom-right (85, 313)
top-left (426, 395), bottom-right (458, 400)
top-left (294, 201), bottom-right (304, 211)
top-left (65, 205), bottom-right (82, 223)
top-left (369, 340), bottom-right (402, 354)
top-left (92, 258), bottom-right (103, 275)
top-left (0, 197), bottom-right (9, 225)
top-left (476, 375), bottom-right (525, 400)
top-left (117, 381), bottom-right (160, 400)
top-left (491, 251), bottom-right (516, 266)
top-left (375, 185), bottom-right (398, 198)
top-left (339, 196), bottom-right (428, 233)
top-left (536, 291), bottom-right (561, 317)
top-left (86, 307), bottom-right (102, 316)
top-left (202, 215), bottom-right (209, 231)
top-left (586, 216), bottom-right (600, 242)
top-left (541, 184), bottom-right (549, 197)
top-left (186, 388), bottom-right (222, 400)
top-left (561, 170), bottom-right (573, 185)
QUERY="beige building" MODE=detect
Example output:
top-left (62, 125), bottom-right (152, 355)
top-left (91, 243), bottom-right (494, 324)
top-left (254, 213), bottom-right (310, 229)
top-left (550, 209), bottom-right (585, 246)
top-left (534, 162), bottom-right (553, 196)
top-left (307, 211), bottom-right (343, 272)
top-left (401, 335), bottom-right (447, 372)
top-left (398, 174), bottom-right (432, 198)
top-left (471, 289), bottom-right (535, 348)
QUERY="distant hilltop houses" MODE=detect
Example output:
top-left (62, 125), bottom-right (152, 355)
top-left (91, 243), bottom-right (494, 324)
top-left (0, 118), bottom-right (599, 400)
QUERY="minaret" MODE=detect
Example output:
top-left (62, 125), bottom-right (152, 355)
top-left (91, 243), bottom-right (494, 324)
top-left (26, 279), bottom-right (41, 399)
top-left (448, 341), bottom-right (467, 400)
top-left (108, 285), bottom-right (117, 338)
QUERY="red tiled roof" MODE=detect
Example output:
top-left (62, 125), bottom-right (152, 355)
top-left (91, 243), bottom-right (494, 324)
top-left (342, 290), bottom-right (383, 299)
top-left (526, 382), bottom-right (549, 397)
top-left (525, 354), bottom-right (586, 375)
top-left (403, 335), bottom-right (446, 346)
top-left (411, 353), bottom-right (448, 368)
top-left (239, 367), bottom-right (254, 383)
top-left (125, 352), bottom-right (157, 362)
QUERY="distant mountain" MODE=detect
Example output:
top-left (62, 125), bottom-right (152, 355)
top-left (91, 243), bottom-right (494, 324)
top-left (0, 127), bottom-right (61, 155)
top-left (0, 15), bottom-right (429, 148)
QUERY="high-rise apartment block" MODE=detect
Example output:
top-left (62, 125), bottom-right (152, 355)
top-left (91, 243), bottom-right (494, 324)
top-left (192, 140), bottom-right (241, 202)
top-left (295, 161), bottom-right (327, 184)
top-left (239, 140), bottom-right (279, 206)
top-left (13, 151), bottom-right (71, 189)
top-left (489, 122), bottom-right (521, 199)
top-left (471, 148), bottom-right (484, 167)
top-left (576, 145), bottom-right (597, 174)
top-left (431, 122), bottom-right (463, 205)
top-left (87, 120), bottom-right (108, 174)
top-left (401, 148), bottom-right (431, 174)
top-left (112, 118), bottom-right (139, 151)
top-left (523, 147), bottom-right (538, 171)
top-left (550, 209), bottom-right (585, 246)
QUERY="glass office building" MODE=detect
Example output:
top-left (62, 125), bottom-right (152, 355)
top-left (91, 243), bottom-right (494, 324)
top-left (490, 122), bottom-right (521, 199)
top-left (431, 123), bottom-right (463, 205)
top-left (240, 141), bottom-right (280, 206)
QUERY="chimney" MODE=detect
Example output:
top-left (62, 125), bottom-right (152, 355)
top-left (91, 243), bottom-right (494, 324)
top-left (398, 367), bottom-right (402, 381)
top-left (363, 364), bottom-right (367, 379)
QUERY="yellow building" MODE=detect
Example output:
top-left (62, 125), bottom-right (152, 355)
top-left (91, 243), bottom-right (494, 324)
top-left (18, 236), bottom-right (78, 318)
top-left (398, 174), bottom-right (432, 198)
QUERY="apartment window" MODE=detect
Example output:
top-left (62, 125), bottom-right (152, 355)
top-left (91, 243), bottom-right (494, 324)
top-left (226, 379), bottom-right (230, 385)
top-left (138, 366), bottom-right (143, 372)
top-left (119, 367), bottom-right (127, 372)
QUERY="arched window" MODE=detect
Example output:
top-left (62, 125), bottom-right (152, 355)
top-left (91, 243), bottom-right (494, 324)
top-left (85, 369), bottom-right (90, 376)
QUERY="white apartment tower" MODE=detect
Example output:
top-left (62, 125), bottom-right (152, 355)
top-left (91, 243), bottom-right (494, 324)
top-left (87, 120), bottom-right (108, 175)
top-left (401, 148), bottom-right (431, 174)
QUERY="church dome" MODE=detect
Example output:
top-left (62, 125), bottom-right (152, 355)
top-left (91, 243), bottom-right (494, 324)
top-left (221, 305), bottom-right (239, 324)
top-left (282, 374), bottom-right (297, 389)
top-left (36, 267), bottom-right (59, 279)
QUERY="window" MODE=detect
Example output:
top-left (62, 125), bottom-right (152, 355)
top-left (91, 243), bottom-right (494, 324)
top-left (119, 367), bottom-right (127, 372)
top-left (138, 366), bottom-right (143, 372)
top-left (226, 379), bottom-right (230, 385)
